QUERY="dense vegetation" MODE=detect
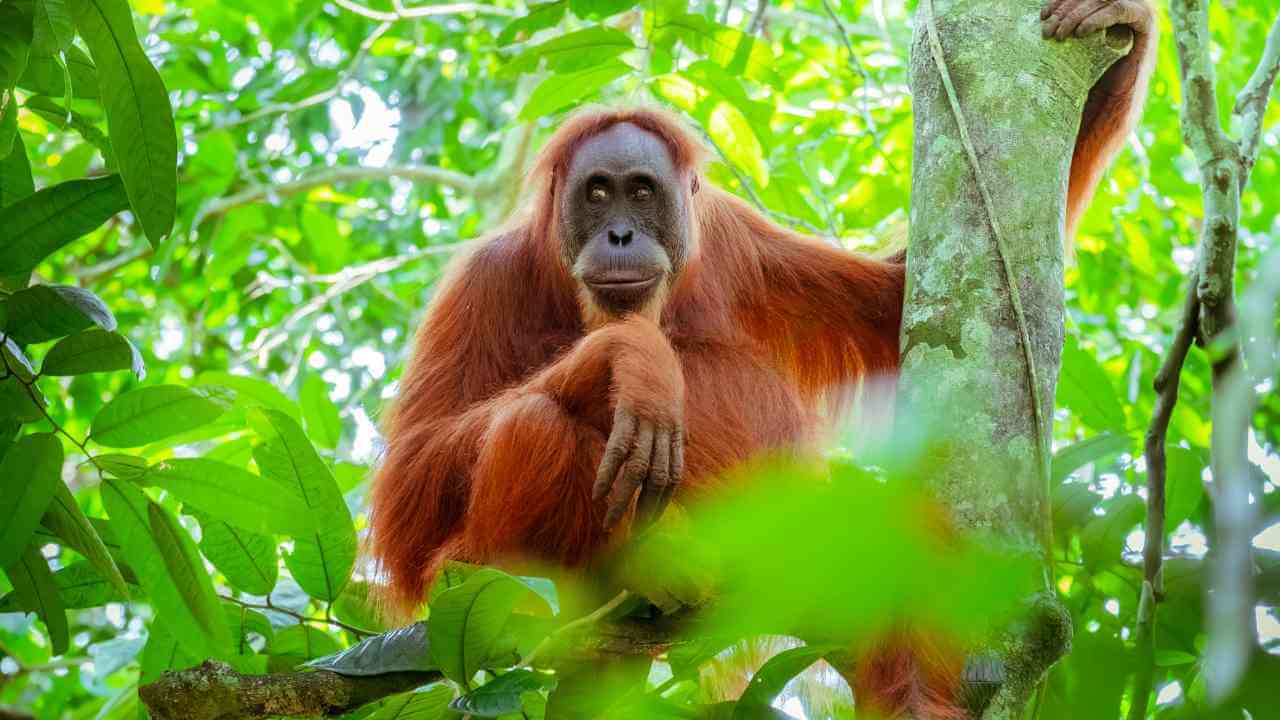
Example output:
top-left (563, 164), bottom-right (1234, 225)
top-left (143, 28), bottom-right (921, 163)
top-left (0, 0), bottom-right (1277, 718)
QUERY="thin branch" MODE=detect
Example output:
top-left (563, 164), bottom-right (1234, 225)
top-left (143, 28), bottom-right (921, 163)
top-left (749, 0), bottom-right (769, 35)
top-left (330, 0), bottom-right (514, 22)
top-left (1233, 12), bottom-right (1280, 179)
top-left (222, 595), bottom-right (375, 639)
top-left (1128, 284), bottom-right (1200, 720)
top-left (521, 590), bottom-right (632, 667)
top-left (196, 165), bottom-right (478, 227)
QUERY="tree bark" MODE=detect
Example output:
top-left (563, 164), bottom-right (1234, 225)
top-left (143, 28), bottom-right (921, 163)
top-left (898, 0), bottom-right (1130, 716)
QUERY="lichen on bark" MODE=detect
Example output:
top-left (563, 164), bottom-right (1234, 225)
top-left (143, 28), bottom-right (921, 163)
top-left (897, 0), bottom-right (1130, 716)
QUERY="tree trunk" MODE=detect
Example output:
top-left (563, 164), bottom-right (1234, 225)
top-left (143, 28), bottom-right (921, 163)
top-left (898, 0), bottom-right (1129, 716)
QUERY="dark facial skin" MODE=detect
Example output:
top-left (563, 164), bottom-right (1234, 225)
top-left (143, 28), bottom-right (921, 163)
top-left (560, 123), bottom-right (693, 317)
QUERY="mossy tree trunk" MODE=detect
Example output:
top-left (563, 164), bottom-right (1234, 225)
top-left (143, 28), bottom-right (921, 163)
top-left (898, 0), bottom-right (1129, 717)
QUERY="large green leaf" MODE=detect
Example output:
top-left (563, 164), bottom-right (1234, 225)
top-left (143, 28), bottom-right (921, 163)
top-left (0, 175), bottom-right (130, 274)
top-left (1080, 493), bottom-right (1145, 570)
top-left (497, 0), bottom-right (566, 45)
top-left (299, 375), bottom-right (340, 450)
top-left (0, 560), bottom-right (134, 611)
top-left (428, 568), bottom-right (542, 686)
top-left (189, 509), bottom-right (277, 596)
top-left (365, 685), bottom-right (455, 720)
top-left (70, 0), bottom-right (176, 245)
top-left (196, 371), bottom-right (299, 418)
top-left (40, 479), bottom-right (129, 596)
top-left (3, 542), bottom-right (69, 655)
top-left (267, 624), bottom-right (342, 672)
top-left (32, 0), bottom-right (74, 55)
top-left (0, 94), bottom-right (16, 160)
top-left (0, 284), bottom-right (117, 345)
top-left (143, 457), bottom-right (315, 538)
top-left (450, 669), bottom-right (554, 717)
top-left (732, 644), bottom-right (835, 717)
top-left (147, 501), bottom-right (229, 655)
top-left (708, 100), bottom-right (768, 188)
top-left (0, 2), bottom-right (33, 89)
top-left (41, 328), bottom-right (143, 377)
top-left (101, 478), bottom-right (231, 659)
top-left (502, 26), bottom-right (634, 77)
top-left (0, 433), bottom-right (63, 569)
top-left (90, 384), bottom-right (228, 448)
top-left (252, 409), bottom-right (355, 601)
top-left (1057, 338), bottom-right (1127, 432)
top-left (519, 60), bottom-right (632, 120)
top-left (17, 46), bottom-right (97, 100)
top-left (1050, 432), bottom-right (1133, 485)
top-left (306, 622), bottom-right (436, 676)
top-left (0, 131), bottom-right (33, 207)
top-left (1164, 446), bottom-right (1206, 531)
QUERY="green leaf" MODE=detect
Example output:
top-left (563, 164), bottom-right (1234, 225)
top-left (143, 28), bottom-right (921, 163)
top-left (147, 495), bottom-right (233, 656)
top-left (33, 0), bottom-right (75, 56)
top-left (497, 0), bottom-right (566, 45)
top-left (503, 26), bottom-right (634, 77)
top-left (1051, 432), bottom-right (1133, 485)
top-left (306, 621), bottom-right (437, 676)
top-left (428, 568), bottom-right (542, 686)
top-left (365, 685), bottom-right (455, 720)
top-left (195, 370), bottom-right (300, 418)
top-left (519, 60), bottom-right (632, 120)
top-left (39, 479), bottom-right (129, 597)
top-left (17, 46), bottom-right (98, 100)
top-left (0, 374), bottom-right (44, 422)
top-left (709, 100), bottom-right (768, 187)
top-left (733, 644), bottom-right (835, 717)
top-left (1164, 446), bottom-right (1206, 531)
top-left (268, 624), bottom-right (342, 672)
top-left (300, 375), bottom-right (341, 450)
top-left (190, 509), bottom-right (277, 596)
top-left (91, 452), bottom-right (148, 479)
top-left (70, 0), bottom-right (177, 245)
top-left (1155, 650), bottom-right (1198, 667)
top-left (450, 669), bottom-right (554, 717)
top-left (0, 130), bottom-right (33, 208)
top-left (1080, 493), bottom-right (1145, 569)
top-left (224, 603), bottom-right (274, 652)
top-left (138, 615), bottom-right (201, 684)
top-left (0, 2), bottom-right (33, 89)
top-left (3, 542), bottom-right (68, 655)
top-left (0, 559), bottom-right (132, 611)
top-left (252, 409), bottom-right (356, 601)
top-left (41, 328), bottom-right (143, 377)
top-left (0, 433), bottom-right (63, 569)
top-left (0, 94), bottom-right (16, 160)
top-left (144, 457), bottom-right (315, 538)
top-left (0, 284), bottom-right (117, 345)
top-left (101, 478), bottom-right (230, 660)
top-left (1057, 338), bottom-right (1127, 432)
top-left (90, 384), bottom-right (228, 448)
top-left (0, 175), bottom-right (130, 274)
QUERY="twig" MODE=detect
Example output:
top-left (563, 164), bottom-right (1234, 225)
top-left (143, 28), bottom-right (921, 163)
top-left (1233, 13), bottom-right (1280, 179)
top-left (819, 0), bottom-right (878, 137)
top-left (749, 0), bottom-right (769, 35)
top-left (1128, 285), bottom-right (1199, 720)
top-left (222, 595), bottom-right (375, 639)
top-left (330, 0), bottom-right (514, 22)
top-left (520, 590), bottom-right (632, 667)
top-left (0, 336), bottom-right (104, 476)
top-left (195, 165), bottom-right (477, 228)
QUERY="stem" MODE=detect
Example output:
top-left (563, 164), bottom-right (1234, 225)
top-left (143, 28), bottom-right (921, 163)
top-left (521, 590), bottom-right (632, 667)
top-left (222, 595), bottom-right (375, 639)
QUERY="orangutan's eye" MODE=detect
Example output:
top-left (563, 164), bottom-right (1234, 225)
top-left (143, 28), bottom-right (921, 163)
top-left (631, 185), bottom-right (653, 202)
top-left (588, 182), bottom-right (610, 204)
